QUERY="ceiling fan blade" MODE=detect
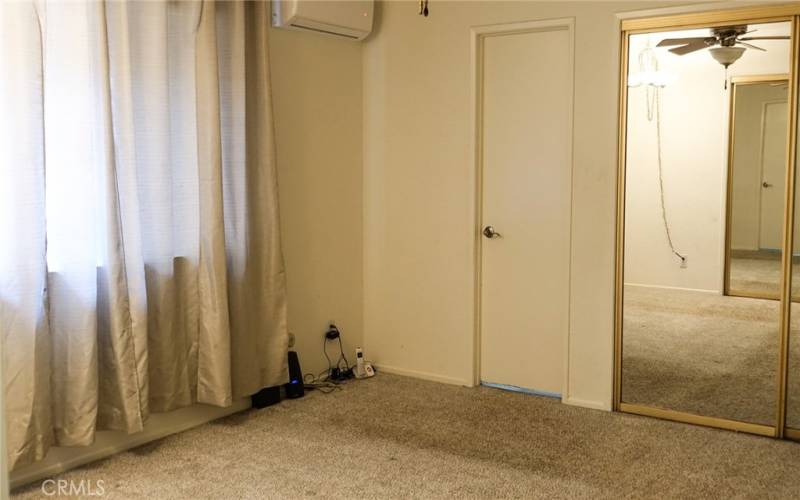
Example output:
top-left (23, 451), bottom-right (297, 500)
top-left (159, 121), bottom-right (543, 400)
top-left (736, 41), bottom-right (766, 51)
top-left (739, 35), bottom-right (791, 41)
top-left (669, 40), bottom-right (711, 55)
top-left (657, 37), bottom-right (710, 47)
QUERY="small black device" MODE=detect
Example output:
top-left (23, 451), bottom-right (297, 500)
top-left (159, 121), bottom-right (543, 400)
top-left (251, 386), bottom-right (281, 409)
top-left (285, 350), bottom-right (305, 398)
top-left (324, 324), bottom-right (353, 381)
top-left (252, 351), bottom-right (305, 407)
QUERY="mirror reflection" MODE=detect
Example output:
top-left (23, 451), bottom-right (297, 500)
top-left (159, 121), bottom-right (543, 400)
top-left (621, 21), bottom-right (792, 426)
top-left (727, 78), bottom-right (791, 299)
top-left (789, 72), bottom-right (800, 434)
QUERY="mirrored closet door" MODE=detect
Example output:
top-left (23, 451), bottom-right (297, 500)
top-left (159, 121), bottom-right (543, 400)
top-left (615, 6), bottom-right (800, 439)
top-left (788, 35), bottom-right (800, 438)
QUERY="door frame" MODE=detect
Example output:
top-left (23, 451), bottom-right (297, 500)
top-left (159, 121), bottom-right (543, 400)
top-left (469, 18), bottom-right (575, 397)
top-left (723, 74), bottom-right (789, 301)
top-left (614, 5), bottom-right (800, 440)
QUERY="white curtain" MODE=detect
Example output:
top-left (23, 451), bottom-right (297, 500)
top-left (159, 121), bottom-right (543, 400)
top-left (0, 0), bottom-right (288, 470)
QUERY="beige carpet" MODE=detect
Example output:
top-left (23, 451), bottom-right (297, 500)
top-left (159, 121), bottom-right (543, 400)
top-left (11, 373), bottom-right (800, 499)
top-left (728, 251), bottom-right (800, 298)
top-left (622, 285), bottom-right (800, 427)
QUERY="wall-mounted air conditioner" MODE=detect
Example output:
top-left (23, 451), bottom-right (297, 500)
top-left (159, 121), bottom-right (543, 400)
top-left (272, 0), bottom-right (374, 41)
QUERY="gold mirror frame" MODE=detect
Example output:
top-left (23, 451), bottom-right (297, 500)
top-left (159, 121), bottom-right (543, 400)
top-left (614, 5), bottom-right (800, 440)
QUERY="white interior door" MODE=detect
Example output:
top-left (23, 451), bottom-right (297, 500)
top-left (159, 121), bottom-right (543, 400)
top-left (759, 100), bottom-right (788, 250)
top-left (479, 26), bottom-right (572, 396)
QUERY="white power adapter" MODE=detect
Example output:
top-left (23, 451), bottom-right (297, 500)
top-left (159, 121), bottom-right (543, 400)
top-left (354, 347), bottom-right (375, 379)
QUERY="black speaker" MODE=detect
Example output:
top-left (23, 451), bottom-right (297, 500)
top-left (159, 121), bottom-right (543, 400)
top-left (251, 385), bottom-right (281, 409)
top-left (285, 350), bottom-right (304, 399)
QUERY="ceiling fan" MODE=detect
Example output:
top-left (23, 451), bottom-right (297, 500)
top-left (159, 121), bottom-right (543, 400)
top-left (657, 25), bottom-right (789, 68)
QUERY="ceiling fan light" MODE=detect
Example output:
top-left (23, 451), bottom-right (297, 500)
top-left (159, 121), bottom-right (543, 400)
top-left (709, 46), bottom-right (745, 67)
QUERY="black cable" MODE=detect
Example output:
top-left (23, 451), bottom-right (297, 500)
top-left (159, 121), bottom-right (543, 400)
top-left (320, 324), bottom-right (354, 382)
top-left (303, 367), bottom-right (344, 394)
top-left (323, 336), bottom-right (333, 373)
top-left (305, 381), bottom-right (342, 394)
top-left (336, 336), bottom-right (350, 371)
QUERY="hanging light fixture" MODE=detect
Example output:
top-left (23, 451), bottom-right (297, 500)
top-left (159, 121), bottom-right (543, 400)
top-left (628, 45), bottom-right (676, 88)
top-left (709, 46), bottom-right (746, 67)
top-left (709, 46), bottom-right (745, 89)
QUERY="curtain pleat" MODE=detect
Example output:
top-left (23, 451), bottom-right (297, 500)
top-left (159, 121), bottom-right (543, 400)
top-left (44, 0), bottom-right (108, 448)
top-left (0, 1), bottom-right (52, 467)
top-left (1, 0), bottom-right (288, 471)
top-left (195, 0), bottom-right (234, 407)
top-left (227, 1), bottom-right (288, 396)
top-left (94, 0), bottom-right (150, 433)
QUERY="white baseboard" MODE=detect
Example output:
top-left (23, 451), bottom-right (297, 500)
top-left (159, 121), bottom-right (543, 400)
top-left (563, 396), bottom-right (611, 412)
top-left (10, 398), bottom-right (251, 491)
top-left (378, 365), bottom-right (611, 411)
top-left (374, 364), bottom-right (472, 387)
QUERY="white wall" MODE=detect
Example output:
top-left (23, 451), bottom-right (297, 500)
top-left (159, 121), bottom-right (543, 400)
top-left (361, 0), bottom-right (697, 409)
top-left (270, 27), bottom-right (364, 377)
top-left (624, 23), bottom-right (790, 292)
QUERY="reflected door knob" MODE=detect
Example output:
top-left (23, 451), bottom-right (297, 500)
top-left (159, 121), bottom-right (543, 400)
top-left (483, 226), bottom-right (501, 239)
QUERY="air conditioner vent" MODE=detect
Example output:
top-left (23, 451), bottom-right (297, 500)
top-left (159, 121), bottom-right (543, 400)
top-left (273, 1), bottom-right (373, 41)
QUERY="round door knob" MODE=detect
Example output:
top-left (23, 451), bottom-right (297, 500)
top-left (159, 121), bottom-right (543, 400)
top-left (483, 226), bottom-right (501, 239)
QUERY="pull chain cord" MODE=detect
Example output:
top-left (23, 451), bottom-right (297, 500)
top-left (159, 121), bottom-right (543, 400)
top-left (724, 65), bottom-right (729, 90)
top-left (641, 47), bottom-right (687, 265)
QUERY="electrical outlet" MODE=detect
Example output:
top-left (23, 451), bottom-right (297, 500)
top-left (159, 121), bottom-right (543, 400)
top-left (680, 256), bottom-right (688, 269)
